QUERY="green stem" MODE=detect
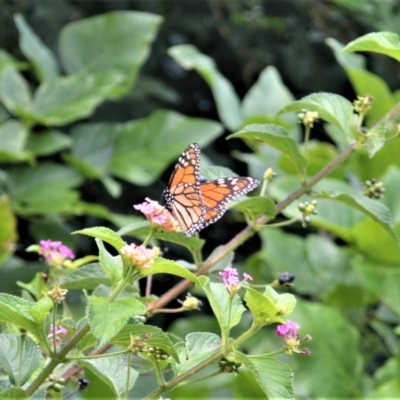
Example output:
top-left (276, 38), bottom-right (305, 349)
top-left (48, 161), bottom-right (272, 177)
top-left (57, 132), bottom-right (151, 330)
top-left (304, 125), bottom-right (311, 152)
top-left (248, 347), bottom-right (286, 358)
top-left (25, 324), bottom-right (91, 396)
top-left (124, 351), bottom-right (132, 400)
top-left (222, 297), bottom-right (233, 346)
top-left (177, 370), bottom-right (223, 387)
top-left (260, 178), bottom-right (268, 197)
top-left (17, 334), bottom-right (25, 387)
top-left (152, 357), bottom-right (166, 388)
top-left (52, 304), bottom-right (57, 355)
top-left (260, 216), bottom-right (299, 229)
top-left (67, 349), bottom-right (129, 361)
top-left (143, 227), bottom-right (156, 247)
top-left (108, 270), bottom-right (138, 302)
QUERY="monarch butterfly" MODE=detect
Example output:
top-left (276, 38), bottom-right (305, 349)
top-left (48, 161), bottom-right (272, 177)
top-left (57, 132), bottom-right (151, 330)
top-left (163, 143), bottom-right (260, 236)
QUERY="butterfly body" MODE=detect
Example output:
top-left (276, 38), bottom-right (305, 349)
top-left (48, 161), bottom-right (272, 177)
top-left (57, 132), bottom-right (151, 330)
top-left (163, 143), bottom-right (259, 236)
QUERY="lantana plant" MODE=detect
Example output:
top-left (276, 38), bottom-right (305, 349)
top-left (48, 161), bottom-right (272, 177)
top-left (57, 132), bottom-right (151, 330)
top-left (0, 17), bottom-right (399, 400)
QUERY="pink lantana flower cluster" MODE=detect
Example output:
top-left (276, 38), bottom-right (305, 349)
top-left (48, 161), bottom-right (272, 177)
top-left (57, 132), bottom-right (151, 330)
top-left (276, 320), bottom-right (311, 355)
top-left (48, 324), bottom-right (67, 345)
top-left (219, 266), bottom-right (253, 295)
top-left (121, 243), bottom-right (160, 270)
top-left (134, 198), bottom-right (180, 233)
top-left (39, 240), bottom-right (75, 268)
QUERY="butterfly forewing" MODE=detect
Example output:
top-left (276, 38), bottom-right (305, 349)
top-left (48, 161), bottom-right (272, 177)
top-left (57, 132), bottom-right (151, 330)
top-left (163, 144), bottom-right (205, 236)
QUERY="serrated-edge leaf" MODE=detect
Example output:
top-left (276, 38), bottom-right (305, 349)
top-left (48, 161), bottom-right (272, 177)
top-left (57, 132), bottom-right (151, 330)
top-left (173, 332), bottom-right (221, 375)
top-left (244, 287), bottom-right (285, 327)
top-left (87, 296), bottom-right (146, 346)
top-left (341, 32), bottom-right (400, 62)
top-left (111, 324), bottom-right (178, 360)
top-left (141, 258), bottom-right (201, 286)
top-left (278, 92), bottom-right (355, 139)
top-left (318, 191), bottom-right (398, 242)
top-left (0, 387), bottom-right (29, 400)
top-left (74, 227), bottom-right (126, 250)
top-left (96, 238), bottom-right (122, 288)
top-left (0, 294), bottom-right (39, 336)
top-left (232, 196), bottom-right (276, 219)
top-left (119, 221), bottom-right (205, 255)
top-left (236, 351), bottom-right (294, 400)
top-left (79, 355), bottom-right (138, 397)
top-left (0, 334), bottom-right (41, 386)
top-left (201, 281), bottom-right (245, 343)
top-left (60, 262), bottom-right (109, 290)
top-left (228, 123), bottom-right (307, 178)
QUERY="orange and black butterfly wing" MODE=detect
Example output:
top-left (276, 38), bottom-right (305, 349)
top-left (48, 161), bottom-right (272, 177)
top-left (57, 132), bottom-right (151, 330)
top-left (163, 143), bottom-right (205, 236)
top-left (200, 177), bottom-right (260, 228)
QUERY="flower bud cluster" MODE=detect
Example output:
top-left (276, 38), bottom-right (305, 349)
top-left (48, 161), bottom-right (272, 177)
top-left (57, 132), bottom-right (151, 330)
top-left (353, 94), bottom-right (373, 114)
top-left (363, 178), bottom-right (385, 199)
top-left (298, 109), bottom-right (319, 128)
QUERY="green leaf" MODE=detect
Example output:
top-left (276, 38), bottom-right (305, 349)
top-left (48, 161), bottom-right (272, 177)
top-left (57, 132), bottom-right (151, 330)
top-left (241, 66), bottom-right (296, 125)
top-left (14, 14), bottom-right (59, 81)
top-left (278, 92), bottom-right (355, 139)
top-left (228, 124), bottom-right (308, 178)
top-left (0, 195), bottom-right (17, 267)
top-left (0, 120), bottom-right (31, 163)
top-left (232, 196), bottom-right (275, 220)
top-left (0, 388), bottom-right (28, 400)
top-left (96, 239), bottom-right (122, 288)
top-left (235, 352), bottom-right (294, 400)
top-left (28, 296), bottom-right (53, 324)
top-left (8, 162), bottom-right (82, 215)
top-left (59, 11), bottom-right (162, 97)
top-left (318, 191), bottom-right (398, 242)
top-left (31, 72), bottom-right (122, 126)
top-left (25, 130), bottom-right (71, 156)
top-left (0, 334), bottom-right (41, 386)
top-left (169, 44), bottom-right (241, 131)
top-left (79, 354), bottom-right (138, 397)
top-left (119, 221), bottom-right (205, 255)
top-left (172, 332), bottom-right (221, 376)
top-left (353, 259), bottom-right (400, 316)
top-left (17, 272), bottom-right (48, 300)
top-left (0, 66), bottom-right (32, 118)
top-left (290, 300), bottom-right (362, 398)
top-left (74, 227), bottom-right (126, 251)
top-left (341, 32), bottom-right (400, 62)
top-left (200, 279), bottom-right (245, 343)
top-left (111, 324), bottom-right (178, 360)
top-left (365, 124), bottom-right (386, 157)
top-left (327, 38), bottom-right (395, 126)
top-left (244, 287), bottom-right (286, 328)
top-left (87, 296), bottom-right (146, 346)
top-left (141, 258), bottom-right (201, 286)
top-left (60, 263), bottom-right (111, 290)
top-left (0, 294), bottom-right (40, 337)
top-left (68, 110), bottom-right (222, 186)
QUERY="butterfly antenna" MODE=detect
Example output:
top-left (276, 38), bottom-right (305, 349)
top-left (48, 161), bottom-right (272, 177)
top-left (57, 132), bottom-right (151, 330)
top-left (143, 170), bottom-right (166, 206)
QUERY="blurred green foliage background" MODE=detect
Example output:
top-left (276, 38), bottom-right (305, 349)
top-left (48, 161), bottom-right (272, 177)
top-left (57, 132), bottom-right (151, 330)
top-left (1, 0), bottom-right (400, 398)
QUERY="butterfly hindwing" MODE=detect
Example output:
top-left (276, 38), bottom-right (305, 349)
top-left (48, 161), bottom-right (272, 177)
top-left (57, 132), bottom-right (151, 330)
top-left (163, 143), bottom-right (260, 236)
top-left (200, 177), bottom-right (260, 227)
